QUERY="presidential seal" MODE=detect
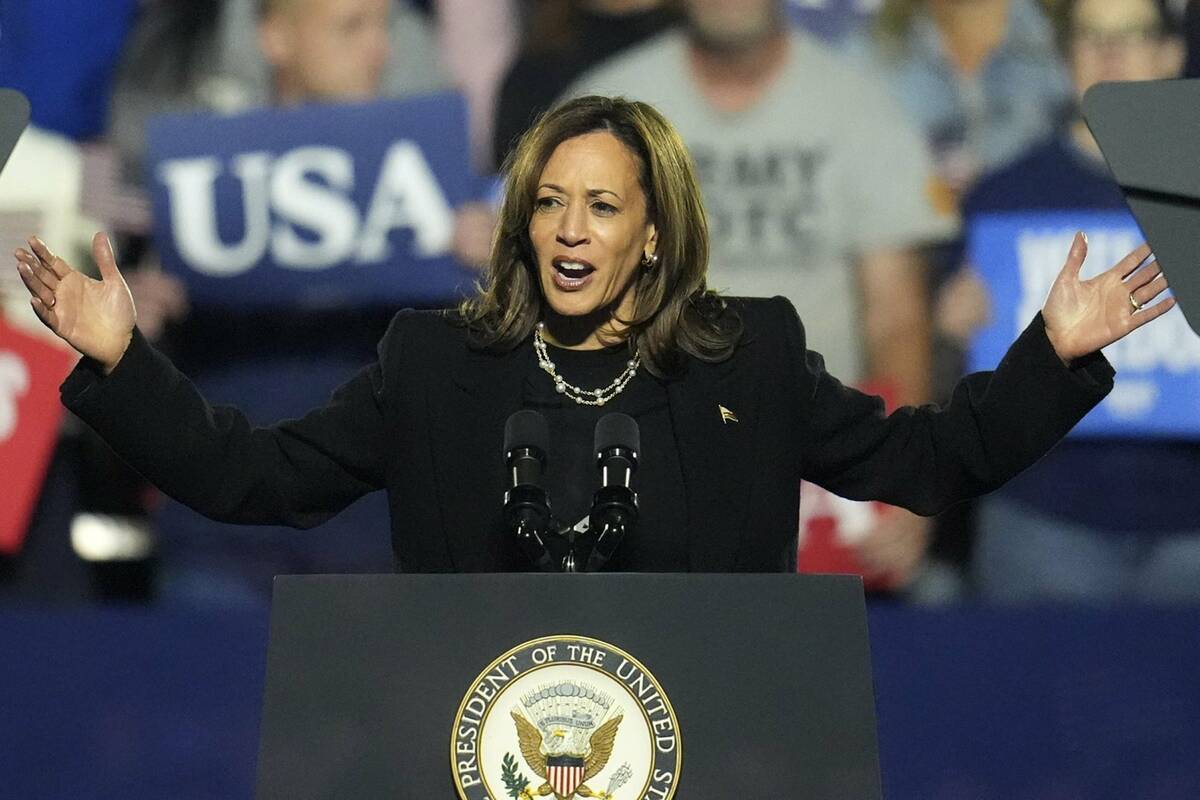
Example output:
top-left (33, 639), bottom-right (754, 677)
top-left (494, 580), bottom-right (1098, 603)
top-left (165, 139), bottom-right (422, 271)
top-left (451, 635), bottom-right (681, 800)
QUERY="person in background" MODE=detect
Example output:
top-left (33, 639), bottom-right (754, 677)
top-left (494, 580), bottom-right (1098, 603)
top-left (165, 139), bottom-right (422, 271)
top-left (565, 0), bottom-right (958, 592)
top-left (492, 0), bottom-right (682, 171)
top-left (103, 0), bottom-right (467, 336)
top-left (254, 0), bottom-right (497, 268)
top-left (859, 0), bottom-right (1070, 206)
top-left (853, 0), bottom-right (1074, 397)
top-left (99, 0), bottom-right (486, 606)
top-left (109, 0), bottom-right (449, 189)
top-left (433, 0), bottom-right (520, 169)
top-left (963, 0), bottom-right (1200, 603)
top-left (849, 0), bottom-right (1074, 592)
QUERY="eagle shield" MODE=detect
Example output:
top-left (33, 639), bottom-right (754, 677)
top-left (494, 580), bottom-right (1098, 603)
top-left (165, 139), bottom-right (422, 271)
top-left (510, 681), bottom-right (623, 799)
top-left (546, 756), bottom-right (586, 797)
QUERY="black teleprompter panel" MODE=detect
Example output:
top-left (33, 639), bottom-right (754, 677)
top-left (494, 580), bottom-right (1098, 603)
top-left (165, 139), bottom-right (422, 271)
top-left (0, 88), bottom-right (31, 176)
top-left (1084, 78), bottom-right (1200, 335)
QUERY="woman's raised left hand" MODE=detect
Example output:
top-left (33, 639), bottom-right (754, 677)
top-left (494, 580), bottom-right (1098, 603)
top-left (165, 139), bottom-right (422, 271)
top-left (1042, 232), bottom-right (1176, 365)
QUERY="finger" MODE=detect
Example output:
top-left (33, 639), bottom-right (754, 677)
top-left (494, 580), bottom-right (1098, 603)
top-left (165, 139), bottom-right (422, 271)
top-left (29, 296), bottom-right (56, 329)
top-left (46, 254), bottom-right (70, 280)
top-left (1128, 296), bottom-right (1177, 330)
top-left (16, 255), bottom-right (55, 298)
top-left (26, 238), bottom-right (71, 280)
top-left (14, 250), bottom-right (37, 281)
top-left (27, 236), bottom-right (57, 268)
top-left (91, 232), bottom-right (122, 282)
top-left (1131, 274), bottom-right (1170, 309)
top-left (1060, 231), bottom-right (1088, 280)
top-left (14, 248), bottom-right (40, 272)
top-left (1124, 259), bottom-right (1162, 291)
top-left (16, 259), bottom-right (57, 308)
top-left (1116, 242), bottom-right (1153, 279)
top-left (24, 248), bottom-right (61, 291)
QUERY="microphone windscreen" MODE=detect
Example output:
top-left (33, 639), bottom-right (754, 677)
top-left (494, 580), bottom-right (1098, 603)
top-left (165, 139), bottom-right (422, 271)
top-left (504, 409), bottom-right (549, 455)
top-left (594, 412), bottom-right (640, 456)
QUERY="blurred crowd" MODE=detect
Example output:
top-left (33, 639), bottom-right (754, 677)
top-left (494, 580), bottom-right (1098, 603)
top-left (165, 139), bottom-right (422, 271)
top-left (2, 0), bottom-right (1199, 609)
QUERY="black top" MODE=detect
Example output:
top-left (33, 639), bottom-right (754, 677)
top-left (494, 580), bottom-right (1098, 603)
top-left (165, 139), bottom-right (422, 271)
top-left (59, 297), bottom-right (1114, 573)
top-left (524, 342), bottom-right (686, 570)
top-left (492, 6), bottom-right (680, 169)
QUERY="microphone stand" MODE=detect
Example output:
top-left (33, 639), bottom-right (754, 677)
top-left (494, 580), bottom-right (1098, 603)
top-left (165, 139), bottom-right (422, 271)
top-left (584, 485), bottom-right (637, 573)
top-left (502, 411), bottom-right (558, 573)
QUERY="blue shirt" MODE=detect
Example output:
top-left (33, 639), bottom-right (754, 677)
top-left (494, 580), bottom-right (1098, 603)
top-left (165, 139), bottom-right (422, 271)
top-left (964, 134), bottom-right (1200, 533)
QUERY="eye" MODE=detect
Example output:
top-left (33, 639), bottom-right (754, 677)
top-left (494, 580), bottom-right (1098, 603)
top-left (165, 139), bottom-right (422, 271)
top-left (534, 196), bottom-right (561, 211)
top-left (590, 201), bottom-right (617, 216)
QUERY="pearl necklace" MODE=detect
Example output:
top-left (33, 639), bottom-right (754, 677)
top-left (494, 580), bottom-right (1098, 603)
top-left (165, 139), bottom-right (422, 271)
top-left (533, 323), bottom-right (640, 407)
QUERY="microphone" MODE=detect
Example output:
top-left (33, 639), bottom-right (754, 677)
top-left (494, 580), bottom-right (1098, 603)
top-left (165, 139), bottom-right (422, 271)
top-left (585, 412), bottom-right (640, 572)
top-left (503, 410), bottom-right (555, 572)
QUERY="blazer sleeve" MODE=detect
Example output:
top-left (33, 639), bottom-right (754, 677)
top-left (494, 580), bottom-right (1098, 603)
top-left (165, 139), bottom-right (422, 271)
top-left (59, 316), bottom-right (402, 529)
top-left (779, 297), bottom-right (1115, 515)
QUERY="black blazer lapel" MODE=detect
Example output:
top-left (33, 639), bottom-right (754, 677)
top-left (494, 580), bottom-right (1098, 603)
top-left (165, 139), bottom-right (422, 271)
top-left (667, 350), bottom-right (763, 571)
top-left (428, 342), bottom-right (532, 570)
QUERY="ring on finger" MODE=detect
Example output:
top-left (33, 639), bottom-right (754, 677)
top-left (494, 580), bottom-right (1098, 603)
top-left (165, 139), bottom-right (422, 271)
top-left (1129, 292), bottom-right (1144, 312)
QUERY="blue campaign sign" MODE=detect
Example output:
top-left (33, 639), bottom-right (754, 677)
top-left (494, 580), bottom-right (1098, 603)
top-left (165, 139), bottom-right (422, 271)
top-left (146, 93), bottom-right (480, 310)
top-left (968, 211), bottom-right (1200, 438)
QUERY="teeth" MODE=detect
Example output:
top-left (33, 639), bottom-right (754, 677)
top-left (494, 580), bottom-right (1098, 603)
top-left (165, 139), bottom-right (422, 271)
top-left (557, 261), bottom-right (591, 274)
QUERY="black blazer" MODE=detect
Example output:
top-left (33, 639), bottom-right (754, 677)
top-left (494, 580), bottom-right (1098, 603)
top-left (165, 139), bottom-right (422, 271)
top-left (62, 297), bottom-right (1113, 573)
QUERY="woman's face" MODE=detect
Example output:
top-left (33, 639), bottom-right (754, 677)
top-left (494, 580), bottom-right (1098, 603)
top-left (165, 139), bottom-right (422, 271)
top-left (528, 131), bottom-right (657, 335)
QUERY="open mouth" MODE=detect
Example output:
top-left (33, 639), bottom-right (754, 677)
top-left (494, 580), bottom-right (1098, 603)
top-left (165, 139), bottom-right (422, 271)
top-left (551, 257), bottom-right (596, 290)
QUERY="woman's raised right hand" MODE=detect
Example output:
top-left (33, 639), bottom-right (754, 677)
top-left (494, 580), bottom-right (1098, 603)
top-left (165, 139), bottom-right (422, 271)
top-left (14, 232), bottom-right (136, 374)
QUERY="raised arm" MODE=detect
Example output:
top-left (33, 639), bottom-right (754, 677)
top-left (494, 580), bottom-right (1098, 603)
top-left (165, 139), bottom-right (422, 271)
top-left (14, 233), bottom-right (390, 528)
top-left (794, 236), bottom-right (1171, 515)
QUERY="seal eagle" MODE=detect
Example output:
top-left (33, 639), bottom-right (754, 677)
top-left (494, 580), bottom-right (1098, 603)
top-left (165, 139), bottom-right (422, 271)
top-left (511, 710), bottom-right (623, 799)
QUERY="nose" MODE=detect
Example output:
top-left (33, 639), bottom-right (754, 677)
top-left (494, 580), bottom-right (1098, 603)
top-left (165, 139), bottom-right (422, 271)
top-left (555, 201), bottom-right (589, 248)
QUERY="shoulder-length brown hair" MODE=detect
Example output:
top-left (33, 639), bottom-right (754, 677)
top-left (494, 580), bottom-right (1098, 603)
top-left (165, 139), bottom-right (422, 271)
top-left (459, 95), bottom-right (741, 378)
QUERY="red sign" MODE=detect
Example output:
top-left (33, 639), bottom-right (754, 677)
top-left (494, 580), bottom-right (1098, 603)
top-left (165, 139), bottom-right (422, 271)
top-left (797, 484), bottom-right (900, 592)
top-left (0, 318), bottom-right (77, 553)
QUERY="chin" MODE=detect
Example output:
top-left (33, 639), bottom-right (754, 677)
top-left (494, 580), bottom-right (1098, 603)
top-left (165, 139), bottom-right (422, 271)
top-left (543, 291), bottom-right (603, 319)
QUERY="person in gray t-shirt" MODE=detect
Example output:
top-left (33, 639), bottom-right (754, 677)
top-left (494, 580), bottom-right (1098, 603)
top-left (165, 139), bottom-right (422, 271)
top-left (565, 0), bottom-right (957, 589)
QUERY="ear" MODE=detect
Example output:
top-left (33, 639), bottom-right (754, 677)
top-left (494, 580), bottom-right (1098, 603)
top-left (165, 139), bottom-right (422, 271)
top-left (642, 222), bottom-right (658, 261)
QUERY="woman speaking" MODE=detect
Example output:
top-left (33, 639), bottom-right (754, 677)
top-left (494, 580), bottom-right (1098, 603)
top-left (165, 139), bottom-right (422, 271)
top-left (14, 96), bottom-right (1174, 573)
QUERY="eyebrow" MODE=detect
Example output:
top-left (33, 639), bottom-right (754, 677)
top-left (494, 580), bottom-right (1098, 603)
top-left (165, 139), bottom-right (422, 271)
top-left (538, 183), bottom-right (623, 202)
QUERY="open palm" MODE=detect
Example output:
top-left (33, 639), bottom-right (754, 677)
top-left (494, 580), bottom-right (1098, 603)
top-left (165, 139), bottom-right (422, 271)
top-left (1042, 233), bottom-right (1175, 364)
top-left (15, 232), bottom-right (135, 372)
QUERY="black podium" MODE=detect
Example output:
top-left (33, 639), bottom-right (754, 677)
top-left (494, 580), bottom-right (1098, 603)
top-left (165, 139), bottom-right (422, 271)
top-left (255, 573), bottom-right (882, 799)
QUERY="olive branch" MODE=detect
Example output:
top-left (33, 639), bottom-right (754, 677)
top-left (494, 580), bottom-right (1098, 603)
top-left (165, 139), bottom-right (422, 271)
top-left (501, 753), bottom-right (530, 798)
